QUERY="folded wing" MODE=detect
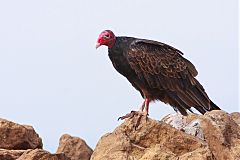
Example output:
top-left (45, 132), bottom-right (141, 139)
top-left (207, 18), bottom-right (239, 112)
top-left (126, 39), bottom-right (211, 114)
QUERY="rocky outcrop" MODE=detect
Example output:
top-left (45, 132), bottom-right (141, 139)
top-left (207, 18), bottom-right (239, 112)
top-left (17, 149), bottom-right (70, 160)
top-left (1, 110), bottom-right (239, 160)
top-left (0, 119), bottom-right (80, 160)
top-left (56, 134), bottom-right (93, 160)
top-left (0, 119), bottom-right (44, 159)
top-left (0, 118), bottom-right (42, 150)
top-left (91, 110), bottom-right (240, 160)
top-left (163, 110), bottom-right (240, 159)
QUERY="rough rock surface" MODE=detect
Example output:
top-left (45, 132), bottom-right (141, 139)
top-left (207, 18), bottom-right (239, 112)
top-left (17, 149), bottom-right (70, 160)
top-left (0, 149), bottom-right (25, 160)
top-left (163, 110), bottom-right (240, 159)
top-left (91, 110), bottom-right (240, 160)
top-left (56, 134), bottom-right (93, 160)
top-left (230, 112), bottom-right (240, 125)
top-left (200, 111), bottom-right (240, 159)
top-left (0, 118), bottom-right (92, 160)
top-left (0, 118), bottom-right (42, 150)
top-left (1, 110), bottom-right (239, 160)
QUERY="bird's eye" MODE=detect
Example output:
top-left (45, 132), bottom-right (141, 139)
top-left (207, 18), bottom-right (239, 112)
top-left (104, 34), bottom-right (110, 39)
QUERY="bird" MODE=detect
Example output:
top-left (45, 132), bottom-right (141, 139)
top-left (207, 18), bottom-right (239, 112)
top-left (96, 30), bottom-right (221, 121)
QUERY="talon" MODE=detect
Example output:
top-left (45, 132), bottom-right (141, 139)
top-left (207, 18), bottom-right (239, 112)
top-left (145, 115), bottom-right (148, 122)
top-left (129, 111), bottom-right (137, 119)
top-left (118, 111), bottom-right (137, 121)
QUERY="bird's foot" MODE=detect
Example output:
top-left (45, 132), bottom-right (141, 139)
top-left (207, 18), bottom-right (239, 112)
top-left (118, 111), bottom-right (137, 121)
top-left (118, 111), bottom-right (148, 130)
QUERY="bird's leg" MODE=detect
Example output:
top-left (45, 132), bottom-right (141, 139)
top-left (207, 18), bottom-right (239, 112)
top-left (142, 98), bottom-right (150, 115)
top-left (134, 98), bottom-right (150, 129)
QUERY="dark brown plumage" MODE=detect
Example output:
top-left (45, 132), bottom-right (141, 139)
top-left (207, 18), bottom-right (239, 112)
top-left (96, 30), bottom-right (220, 116)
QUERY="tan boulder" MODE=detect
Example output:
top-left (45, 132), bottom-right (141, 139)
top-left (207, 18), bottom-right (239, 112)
top-left (56, 134), bottom-right (93, 160)
top-left (199, 110), bottom-right (240, 160)
top-left (91, 115), bottom-right (213, 160)
top-left (91, 110), bottom-right (240, 160)
top-left (17, 149), bottom-right (70, 160)
top-left (0, 118), bottom-right (42, 150)
top-left (163, 110), bottom-right (240, 159)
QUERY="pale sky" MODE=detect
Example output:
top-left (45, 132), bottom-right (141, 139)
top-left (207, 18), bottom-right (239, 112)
top-left (0, 0), bottom-right (238, 152)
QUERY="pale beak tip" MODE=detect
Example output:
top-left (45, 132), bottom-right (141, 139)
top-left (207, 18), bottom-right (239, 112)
top-left (95, 43), bottom-right (101, 49)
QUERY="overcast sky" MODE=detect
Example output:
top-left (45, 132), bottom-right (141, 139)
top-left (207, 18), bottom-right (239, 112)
top-left (0, 0), bottom-right (238, 152)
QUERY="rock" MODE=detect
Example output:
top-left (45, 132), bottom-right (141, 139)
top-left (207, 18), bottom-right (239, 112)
top-left (91, 110), bottom-right (240, 160)
top-left (140, 145), bottom-right (213, 160)
top-left (0, 118), bottom-right (42, 150)
top-left (0, 118), bottom-right (93, 160)
top-left (56, 134), bottom-right (93, 160)
top-left (161, 113), bottom-right (198, 130)
top-left (178, 147), bottom-right (214, 160)
top-left (162, 113), bottom-right (204, 140)
top-left (163, 110), bottom-right (240, 159)
top-left (200, 110), bottom-right (240, 159)
top-left (139, 145), bottom-right (177, 160)
top-left (91, 115), bottom-right (213, 160)
top-left (0, 149), bottom-right (25, 160)
top-left (230, 112), bottom-right (240, 125)
top-left (18, 149), bottom-right (70, 160)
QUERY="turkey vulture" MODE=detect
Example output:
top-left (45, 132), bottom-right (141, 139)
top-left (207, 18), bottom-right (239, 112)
top-left (96, 30), bottom-right (220, 120)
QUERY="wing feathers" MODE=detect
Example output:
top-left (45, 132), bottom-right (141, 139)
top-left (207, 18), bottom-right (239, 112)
top-left (127, 39), bottom-right (213, 113)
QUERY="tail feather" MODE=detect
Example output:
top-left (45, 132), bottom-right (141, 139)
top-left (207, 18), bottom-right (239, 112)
top-left (194, 106), bottom-right (207, 114)
top-left (209, 101), bottom-right (221, 111)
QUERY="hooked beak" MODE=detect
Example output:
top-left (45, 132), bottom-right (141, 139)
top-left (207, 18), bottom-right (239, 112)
top-left (95, 42), bottom-right (101, 49)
